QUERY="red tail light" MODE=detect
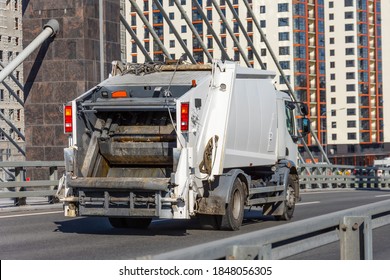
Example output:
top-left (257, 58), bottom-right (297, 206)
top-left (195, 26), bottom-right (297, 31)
top-left (64, 105), bottom-right (73, 134)
top-left (180, 103), bottom-right (189, 132)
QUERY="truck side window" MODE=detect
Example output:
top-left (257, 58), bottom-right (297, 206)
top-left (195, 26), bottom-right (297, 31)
top-left (285, 102), bottom-right (295, 136)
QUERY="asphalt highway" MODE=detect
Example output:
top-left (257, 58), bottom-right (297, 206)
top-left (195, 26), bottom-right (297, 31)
top-left (1, 189), bottom-right (389, 259)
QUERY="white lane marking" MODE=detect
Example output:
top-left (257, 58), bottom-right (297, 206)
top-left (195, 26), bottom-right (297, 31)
top-left (296, 201), bottom-right (320, 206)
top-left (300, 190), bottom-right (354, 195)
top-left (375, 194), bottom-right (390, 198)
top-left (0, 210), bottom-right (63, 219)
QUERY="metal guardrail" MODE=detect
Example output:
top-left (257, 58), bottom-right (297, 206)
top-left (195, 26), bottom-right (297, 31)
top-left (299, 164), bottom-right (390, 189)
top-left (0, 161), bottom-right (64, 206)
top-left (1, 162), bottom-right (390, 207)
top-left (144, 199), bottom-right (390, 260)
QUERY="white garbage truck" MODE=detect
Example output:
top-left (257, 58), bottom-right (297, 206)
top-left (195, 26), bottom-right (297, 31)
top-left (61, 60), bottom-right (310, 230)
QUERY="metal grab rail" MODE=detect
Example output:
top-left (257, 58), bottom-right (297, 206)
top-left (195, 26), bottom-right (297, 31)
top-left (0, 161), bottom-right (64, 206)
top-left (299, 164), bottom-right (390, 189)
top-left (143, 199), bottom-right (390, 260)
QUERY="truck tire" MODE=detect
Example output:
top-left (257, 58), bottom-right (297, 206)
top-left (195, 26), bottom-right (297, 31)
top-left (108, 217), bottom-right (152, 229)
top-left (275, 174), bottom-right (297, 221)
top-left (219, 177), bottom-right (246, 231)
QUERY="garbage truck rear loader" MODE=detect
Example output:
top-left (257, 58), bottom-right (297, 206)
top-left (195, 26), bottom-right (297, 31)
top-left (61, 60), bottom-right (309, 230)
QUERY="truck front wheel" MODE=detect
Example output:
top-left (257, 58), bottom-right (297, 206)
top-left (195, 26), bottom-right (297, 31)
top-left (108, 217), bottom-right (152, 229)
top-left (275, 174), bottom-right (297, 221)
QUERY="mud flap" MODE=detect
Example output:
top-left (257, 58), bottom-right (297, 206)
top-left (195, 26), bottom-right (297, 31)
top-left (196, 196), bottom-right (226, 215)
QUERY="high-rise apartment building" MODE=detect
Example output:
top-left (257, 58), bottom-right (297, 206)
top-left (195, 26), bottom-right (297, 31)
top-left (325, 0), bottom-right (384, 165)
top-left (0, 0), bottom-right (24, 166)
top-left (124, 0), bottom-right (387, 165)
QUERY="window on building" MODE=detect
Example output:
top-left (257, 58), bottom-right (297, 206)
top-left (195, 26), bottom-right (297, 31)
top-left (346, 60), bottom-right (355, 67)
top-left (330, 74), bottom-right (336, 80)
top-left (329, 26), bottom-right (334, 32)
top-left (347, 120), bottom-right (356, 128)
top-left (14, 17), bottom-right (18, 30)
top-left (347, 108), bottom-right (356, 115)
top-left (346, 84), bottom-right (356, 91)
top-left (278, 3), bottom-right (289, 12)
top-left (9, 109), bottom-right (14, 120)
top-left (347, 133), bottom-right (356, 140)
top-left (345, 12), bottom-right (354, 19)
top-left (332, 122), bottom-right (337, 128)
top-left (345, 24), bottom-right (354, 31)
top-left (347, 96), bottom-right (356, 103)
top-left (279, 46), bottom-right (290, 55)
top-left (278, 32), bottom-right (289, 41)
top-left (207, 9), bottom-right (212, 20)
top-left (331, 98), bottom-right (336, 104)
top-left (278, 18), bottom-right (289, 27)
top-left (345, 36), bottom-right (354, 43)
top-left (331, 86), bottom-right (336, 92)
top-left (332, 134), bottom-right (337, 141)
top-left (346, 72), bottom-right (355, 79)
top-left (169, 40), bottom-right (175, 48)
top-left (280, 61), bottom-right (290, 69)
top-left (330, 49), bottom-right (335, 56)
top-left (260, 20), bottom-right (266, 28)
top-left (331, 110), bottom-right (336, 116)
top-left (330, 62), bottom-right (335, 68)
top-left (330, 38), bottom-right (335, 44)
top-left (181, 25), bottom-right (187, 33)
top-left (221, 37), bottom-right (226, 47)
top-left (169, 0), bottom-right (174, 6)
top-left (0, 89), bottom-right (3, 101)
top-left (329, 2), bottom-right (334, 8)
top-left (0, 50), bottom-right (2, 61)
top-left (261, 48), bottom-right (267, 56)
top-left (345, 48), bottom-right (355, 55)
top-left (329, 14), bottom-right (334, 20)
top-left (169, 12), bottom-right (174, 20)
top-left (260, 6), bottom-right (266, 13)
top-left (345, 0), bottom-right (353, 7)
top-left (207, 38), bottom-right (213, 49)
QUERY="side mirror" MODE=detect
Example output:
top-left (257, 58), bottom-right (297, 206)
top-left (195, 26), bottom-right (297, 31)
top-left (301, 117), bottom-right (310, 136)
top-left (300, 103), bottom-right (308, 116)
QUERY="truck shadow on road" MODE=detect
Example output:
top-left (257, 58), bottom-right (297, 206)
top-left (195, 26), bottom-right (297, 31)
top-left (54, 216), bottom-right (203, 236)
top-left (53, 209), bottom-right (281, 236)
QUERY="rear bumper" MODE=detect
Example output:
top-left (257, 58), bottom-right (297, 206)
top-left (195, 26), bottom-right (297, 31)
top-left (66, 177), bottom-right (173, 218)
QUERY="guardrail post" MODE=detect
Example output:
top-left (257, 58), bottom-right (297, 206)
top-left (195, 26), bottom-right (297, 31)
top-left (48, 166), bottom-right (58, 203)
top-left (14, 167), bottom-right (26, 206)
top-left (339, 216), bottom-right (372, 260)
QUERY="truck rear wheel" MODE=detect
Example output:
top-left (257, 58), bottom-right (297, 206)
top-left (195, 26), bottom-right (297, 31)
top-left (275, 174), bottom-right (297, 221)
top-left (108, 217), bottom-right (152, 229)
top-left (219, 177), bottom-right (246, 231)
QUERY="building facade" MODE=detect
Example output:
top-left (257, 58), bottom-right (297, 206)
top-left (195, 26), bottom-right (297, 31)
top-left (0, 0), bottom-right (24, 167)
top-left (124, 0), bottom-right (387, 165)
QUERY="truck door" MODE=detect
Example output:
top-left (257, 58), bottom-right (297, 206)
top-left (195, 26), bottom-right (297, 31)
top-left (279, 100), bottom-right (299, 161)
